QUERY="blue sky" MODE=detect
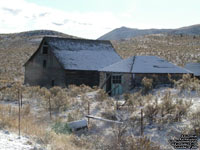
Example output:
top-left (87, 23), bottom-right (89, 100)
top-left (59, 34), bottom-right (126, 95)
top-left (0, 0), bottom-right (199, 39)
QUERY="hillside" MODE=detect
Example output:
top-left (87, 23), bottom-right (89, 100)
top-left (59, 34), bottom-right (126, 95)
top-left (0, 30), bottom-right (200, 150)
top-left (112, 34), bottom-right (200, 66)
top-left (98, 24), bottom-right (200, 40)
top-left (0, 30), bottom-right (78, 81)
top-left (0, 30), bottom-right (200, 82)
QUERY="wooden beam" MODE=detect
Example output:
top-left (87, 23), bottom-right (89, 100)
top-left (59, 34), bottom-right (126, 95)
top-left (106, 84), bottom-right (119, 94)
top-left (86, 115), bottom-right (123, 124)
top-left (100, 73), bottom-right (111, 89)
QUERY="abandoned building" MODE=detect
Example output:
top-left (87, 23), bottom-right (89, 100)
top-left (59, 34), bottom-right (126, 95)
top-left (24, 37), bottom-right (192, 96)
top-left (99, 56), bottom-right (192, 96)
top-left (184, 63), bottom-right (200, 79)
top-left (24, 37), bottom-right (122, 87)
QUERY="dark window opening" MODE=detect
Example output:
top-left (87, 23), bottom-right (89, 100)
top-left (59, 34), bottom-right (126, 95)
top-left (43, 60), bottom-right (46, 68)
top-left (112, 75), bottom-right (121, 84)
top-left (43, 46), bottom-right (48, 54)
top-left (51, 80), bottom-right (55, 86)
top-left (44, 42), bottom-right (48, 45)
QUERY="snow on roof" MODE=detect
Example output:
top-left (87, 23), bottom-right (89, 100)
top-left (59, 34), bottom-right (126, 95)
top-left (100, 56), bottom-right (192, 74)
top-left (99, 56), bottom-right (134, 73)
top-left (45, 37), bottom-right (122, 71)
top-left (185, 63), bottom-right (200, 76)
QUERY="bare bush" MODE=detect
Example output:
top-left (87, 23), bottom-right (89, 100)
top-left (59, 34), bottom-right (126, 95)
top-left (107, 125), bottom-right (161, 150)
top-left (95, 89), bottom-right (108, 101)
top-left (143, 92), bottom-right (192, 125)
top-left (68, 84), bottom-right (93, 97)
top-left (175, 74), bottom-right (200, 95)
top-left (189, 110), bottom-right (200, 137)
top-left (142, 77), bottom-right (153, 94)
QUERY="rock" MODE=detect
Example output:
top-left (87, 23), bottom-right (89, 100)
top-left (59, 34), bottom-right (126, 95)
top-left (31, 146), bottom-right (44, 150)
top-left (3, 130), bottom-right (10, 135)
top-left (26, 140), bottom-right (33, 145)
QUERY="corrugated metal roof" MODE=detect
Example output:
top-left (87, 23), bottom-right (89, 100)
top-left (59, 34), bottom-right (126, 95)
top-left (45, 37), bottom-right (122, 71)
top-left (185, 63), bottom-right (200, 76)
top-left (100, 56), bottom-right (192, 74)
top-left (99, 57), bottom-right (134, 73)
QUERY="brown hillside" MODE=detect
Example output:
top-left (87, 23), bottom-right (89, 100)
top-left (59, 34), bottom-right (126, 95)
top-left (112, 34), bottom-right (200, 66)
top-left (0, 30), bottom-right (78, 81)
top-left (0, 32), bottom-right (200, 81)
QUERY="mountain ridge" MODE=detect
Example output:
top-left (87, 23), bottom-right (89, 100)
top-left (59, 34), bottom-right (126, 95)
top-left (98, 24), bottom-right (200, 40)
top-left (0, 29), bottom-right (78, 39)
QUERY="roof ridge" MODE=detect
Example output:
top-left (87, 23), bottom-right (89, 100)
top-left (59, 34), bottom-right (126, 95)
top-left (130, 56), bottom-right (136, 72)
top-left (44, 36), bottom-right (111, 44)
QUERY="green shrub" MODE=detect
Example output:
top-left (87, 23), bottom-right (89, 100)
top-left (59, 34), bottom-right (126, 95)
top-left (52, 122), bottom-right (72, 134)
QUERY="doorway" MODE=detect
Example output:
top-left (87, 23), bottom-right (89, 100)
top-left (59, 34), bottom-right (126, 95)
top-left (111, 74), bottom-right (123, 96)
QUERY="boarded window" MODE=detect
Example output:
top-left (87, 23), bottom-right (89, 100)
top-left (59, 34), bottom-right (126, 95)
top-left (43, 60), bottom-right (46, 68)
top-left (112, 75), bottom-right (121, 84)
top-left (43, 46), bottom-right (48, 54)
top-left (43, 42), bottom-right (48, 54)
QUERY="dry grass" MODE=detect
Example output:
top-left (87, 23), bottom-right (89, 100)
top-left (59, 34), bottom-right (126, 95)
top-left (0, 82), bottom-right (98, 149)
top-left (0, 104), bottom-right (46, 139)
top-left (1, 33), bottom-right (199, 82)
top-left (142, 77), bottom-right (153, 94)
top-left (1, 32), bottom-right (200, 149)
top-left (95, 89), bottom-right (108, 101)
top-left (0, 103), bottom-right (91, 150)
top-left (106, 125), bottom-right (161, 150)
top-left (143, 92), bottom-right (192, 124)
top-left (174, 74), bottom-right (200, 95)
top-left (112, 34), bottom-right (200, 66)
top-left (1, 79), bottom-right (197, 149)
top-left (124, 90), bottom-right (192, 127)
top-left (189, 110), bottom-right (200, 137)
top-left (0, 32), bottom-right (75, 81)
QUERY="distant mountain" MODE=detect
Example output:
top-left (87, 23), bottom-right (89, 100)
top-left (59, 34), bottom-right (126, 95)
top-left (98, 24), bottom-right (200, 40)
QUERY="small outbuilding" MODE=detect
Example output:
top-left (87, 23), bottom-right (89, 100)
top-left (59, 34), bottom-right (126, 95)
top-left (99, 56), bottom-right (192, 96)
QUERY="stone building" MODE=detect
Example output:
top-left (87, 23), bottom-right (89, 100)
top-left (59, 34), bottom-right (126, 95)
top-left (99, 56), bottom-right (192, 96)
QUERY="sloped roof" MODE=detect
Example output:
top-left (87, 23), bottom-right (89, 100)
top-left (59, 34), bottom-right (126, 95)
top-left (44, 37), bottom-right (122, 71)
top-left (100, 56), bottom-right (192, 74)
top-left (185, 63), bottom-right (200, 76)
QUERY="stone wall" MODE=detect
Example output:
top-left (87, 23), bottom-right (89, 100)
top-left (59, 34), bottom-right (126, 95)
top-left (121, 73), bottom-right (133, 92)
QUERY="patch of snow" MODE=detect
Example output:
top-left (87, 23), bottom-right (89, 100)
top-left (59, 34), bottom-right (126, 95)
top-left (0, 130), bottom-right (42, 150)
